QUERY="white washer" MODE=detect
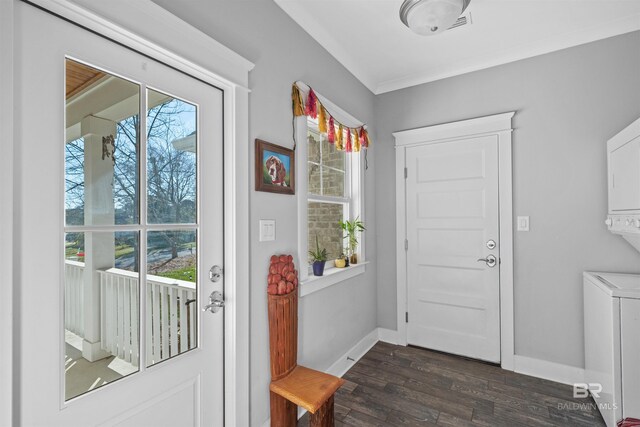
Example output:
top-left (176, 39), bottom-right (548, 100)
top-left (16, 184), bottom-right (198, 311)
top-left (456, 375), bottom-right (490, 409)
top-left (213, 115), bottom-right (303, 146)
top-left (584, 272), bottom-right (640, 427)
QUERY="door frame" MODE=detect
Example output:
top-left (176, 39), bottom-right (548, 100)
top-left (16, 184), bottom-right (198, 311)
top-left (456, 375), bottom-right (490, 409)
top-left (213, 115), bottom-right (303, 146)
top-left (393, 112), bottom-right (515, 370)
top-left (3, 0), bottom-right (254, 425)
top-left (0, 1), bottom-right (15, 426)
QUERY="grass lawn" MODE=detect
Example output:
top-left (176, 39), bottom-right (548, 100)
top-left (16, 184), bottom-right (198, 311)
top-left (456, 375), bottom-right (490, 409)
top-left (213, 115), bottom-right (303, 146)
top-left (115, 244), bottom-right (134, 258)
top-left (157, 266), bottom-right (196, 283)
top-left (65, 246), bottom-right (79, 257)
top-left (65, 241), bottom-right (83, 260)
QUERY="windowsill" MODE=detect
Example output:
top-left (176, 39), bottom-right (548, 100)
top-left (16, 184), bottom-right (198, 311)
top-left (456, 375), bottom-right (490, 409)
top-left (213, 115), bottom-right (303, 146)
top-left (299, 261), bottom-right (369, 297)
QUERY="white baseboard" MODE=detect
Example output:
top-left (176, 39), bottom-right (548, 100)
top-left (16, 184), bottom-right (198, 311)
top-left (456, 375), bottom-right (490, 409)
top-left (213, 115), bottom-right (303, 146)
top-left (262, 328), bottom-right (380, 427)
top-left (326, 328), bottom-right (379, 378)
top-left (375, 328), bottom-right (583, 388)
top-left (513, 355), bottom-right (584, 386)
top-left (377, 328), bottom-right (399, 345)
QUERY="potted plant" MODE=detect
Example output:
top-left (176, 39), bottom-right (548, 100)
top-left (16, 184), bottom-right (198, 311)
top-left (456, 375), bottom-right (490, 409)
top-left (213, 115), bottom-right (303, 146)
top-left (309, 235), bottom-right (328, 276)
top-left (335, 252), bottom-right (347, 268)
top-left (339, 217), bottom-right (365, 265)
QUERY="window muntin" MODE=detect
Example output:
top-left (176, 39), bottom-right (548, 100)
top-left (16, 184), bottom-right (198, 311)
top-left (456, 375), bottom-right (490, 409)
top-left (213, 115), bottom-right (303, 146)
top-left (63, 59), bottom-right (201, 400)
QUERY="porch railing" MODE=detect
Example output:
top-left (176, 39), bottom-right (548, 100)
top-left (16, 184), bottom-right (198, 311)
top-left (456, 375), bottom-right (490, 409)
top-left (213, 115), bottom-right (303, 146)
top-left (98, 268), bottom-right (140, 366)
top-left (98, 268), bottom-right (197, 367)
top-left (64, 260), bottom-right (85, 337)
top-left (64, 261), bottom-right (197, 367)
top-left (144, 274), bottom-right (197, 367)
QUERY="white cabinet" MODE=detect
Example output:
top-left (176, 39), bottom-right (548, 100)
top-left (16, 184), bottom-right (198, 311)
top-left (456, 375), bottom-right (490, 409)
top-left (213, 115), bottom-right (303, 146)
top-left (584, 272), bottom-right (640, 427)
top-left (609, 135), bottom-right (640, 212)
top-left (606, 118), bottom-right (640, 252)
top-left (621, 298), bottom-right (640, 418)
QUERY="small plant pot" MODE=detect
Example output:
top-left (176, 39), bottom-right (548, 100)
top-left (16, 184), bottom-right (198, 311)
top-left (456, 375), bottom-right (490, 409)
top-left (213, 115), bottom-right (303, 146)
top-left (350, 253), bottom-right (358, 265)
top-left (334, 258), bottom-right (346, 268)
top-left (344, 257), bottom-right (350, 267)
top-left (312, 260), bottom-right (326, 276)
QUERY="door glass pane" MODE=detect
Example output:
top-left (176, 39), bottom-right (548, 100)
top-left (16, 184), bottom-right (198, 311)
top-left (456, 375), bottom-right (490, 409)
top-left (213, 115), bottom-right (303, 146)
top-left (147, 89), bottom-right (197, 224)
top-left (146, 230), bottom-right (197, 366)
top-left (64, 231), bottom-right (140, 401)
top-left (308, 202), bottom-right (345, 261)
top-left (65, 59), bottom-right (140, 226)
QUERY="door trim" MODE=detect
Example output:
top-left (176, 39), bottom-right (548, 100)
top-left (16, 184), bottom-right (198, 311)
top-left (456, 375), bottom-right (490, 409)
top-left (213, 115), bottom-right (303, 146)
top-left (393, 112), bottom-right (515, 370)
top-left (8, 1), bottom-right (254, 424)
top-left (0, 1), bottom-right (15, 425)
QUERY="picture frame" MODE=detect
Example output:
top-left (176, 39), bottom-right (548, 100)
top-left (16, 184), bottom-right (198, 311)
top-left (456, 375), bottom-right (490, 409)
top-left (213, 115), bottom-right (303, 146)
top-left (255, 139), bottom-right (295, 195)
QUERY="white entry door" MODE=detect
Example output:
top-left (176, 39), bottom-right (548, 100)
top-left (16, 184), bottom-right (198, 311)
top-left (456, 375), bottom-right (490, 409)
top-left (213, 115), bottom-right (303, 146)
top-left (16, 2), bottom-right (224, 426)
top-left (405, 136), bottom-right (501, 363)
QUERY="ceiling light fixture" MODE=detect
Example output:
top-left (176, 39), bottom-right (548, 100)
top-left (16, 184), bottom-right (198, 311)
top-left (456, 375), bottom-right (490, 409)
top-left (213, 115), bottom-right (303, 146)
top-left (400, 0), bottom-right (471, 36)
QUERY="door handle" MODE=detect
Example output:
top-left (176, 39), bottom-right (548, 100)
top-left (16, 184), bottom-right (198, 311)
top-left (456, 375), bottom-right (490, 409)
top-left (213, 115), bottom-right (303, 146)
top-left (202, 291), bottom-right (225, 313)
top-left (477, 255), bottom-right (497, 268)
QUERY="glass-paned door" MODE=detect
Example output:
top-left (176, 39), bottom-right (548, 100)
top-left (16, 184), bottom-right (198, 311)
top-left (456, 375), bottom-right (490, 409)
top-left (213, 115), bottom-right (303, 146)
top-left (17, 3), bottom-right (224, 425)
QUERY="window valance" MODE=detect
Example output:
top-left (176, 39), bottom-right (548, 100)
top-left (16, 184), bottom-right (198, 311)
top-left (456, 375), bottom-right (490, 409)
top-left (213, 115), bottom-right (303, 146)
top-left (292, 82), bottom-right (371, 153)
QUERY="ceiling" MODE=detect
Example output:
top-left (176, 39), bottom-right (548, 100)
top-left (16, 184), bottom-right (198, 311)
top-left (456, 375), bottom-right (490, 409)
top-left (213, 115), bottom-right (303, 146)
top-left (66, 60), bottom-right (105, 100)
top-left (274, 0), bottom-right (640, 94)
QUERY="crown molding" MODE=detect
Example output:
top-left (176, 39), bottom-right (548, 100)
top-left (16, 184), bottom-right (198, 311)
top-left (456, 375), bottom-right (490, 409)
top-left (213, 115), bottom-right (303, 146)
top-left (376, 13), bottom-right (640, 94)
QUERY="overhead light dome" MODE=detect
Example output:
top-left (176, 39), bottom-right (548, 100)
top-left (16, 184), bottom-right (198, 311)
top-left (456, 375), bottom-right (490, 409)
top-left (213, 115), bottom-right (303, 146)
top-left (400, 0), bottom-right (471, 36)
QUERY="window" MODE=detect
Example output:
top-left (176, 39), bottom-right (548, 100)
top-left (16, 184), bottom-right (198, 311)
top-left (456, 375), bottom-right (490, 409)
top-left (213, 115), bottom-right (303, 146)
top-left (304, 117), bottom-right (363, 278)
top-left (63, 59), bottom-right (203, 400)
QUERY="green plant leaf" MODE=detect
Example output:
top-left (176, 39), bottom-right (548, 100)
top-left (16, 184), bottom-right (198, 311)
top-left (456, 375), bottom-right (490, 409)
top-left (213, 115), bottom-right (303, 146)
top-left (338, 217), bottom-right (365, 256)
top-left (309, 234), bottom-right (328, 262)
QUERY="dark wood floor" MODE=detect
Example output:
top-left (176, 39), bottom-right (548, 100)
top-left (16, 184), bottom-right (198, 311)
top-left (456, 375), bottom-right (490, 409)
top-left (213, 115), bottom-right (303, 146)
top-left (299, 342), bottom-right (605, 426)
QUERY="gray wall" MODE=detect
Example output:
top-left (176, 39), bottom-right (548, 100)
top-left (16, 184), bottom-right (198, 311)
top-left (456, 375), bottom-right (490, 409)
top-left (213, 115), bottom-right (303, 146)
top-left (375, 31), bottom-right (640, 368)
top-left (145, 0), bottom-right (640, 415)
top-left (151, 1), bottom-right (377, 425)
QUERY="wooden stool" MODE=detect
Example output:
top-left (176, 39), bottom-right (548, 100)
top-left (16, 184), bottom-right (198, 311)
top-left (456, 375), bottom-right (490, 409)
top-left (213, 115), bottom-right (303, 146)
top-left (268, 289), bottom-right (344, 426)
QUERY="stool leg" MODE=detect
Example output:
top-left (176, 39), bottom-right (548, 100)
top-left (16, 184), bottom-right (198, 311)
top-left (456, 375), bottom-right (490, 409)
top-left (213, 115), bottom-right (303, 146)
top-left (270, 391), bottom-right (297, 427)
top-left (309, 394), bottom-right (335, 427)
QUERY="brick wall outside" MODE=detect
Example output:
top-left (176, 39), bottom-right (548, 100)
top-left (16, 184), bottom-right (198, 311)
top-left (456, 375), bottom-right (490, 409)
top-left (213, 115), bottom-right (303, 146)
top-left (308, 202), bottom-right (343, 261)
top-left (307, 131), bottom-right (346, 262)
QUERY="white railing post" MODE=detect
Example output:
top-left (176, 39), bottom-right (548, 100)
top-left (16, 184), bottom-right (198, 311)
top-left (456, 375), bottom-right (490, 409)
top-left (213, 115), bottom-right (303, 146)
top-left (146, 283), bottom-right (153, 367)
top-left (64, 260), bottom-right (85, 337)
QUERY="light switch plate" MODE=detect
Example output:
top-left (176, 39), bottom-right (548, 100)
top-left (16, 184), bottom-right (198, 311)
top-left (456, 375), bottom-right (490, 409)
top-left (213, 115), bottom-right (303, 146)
top-left (517, 216), bottom-right (530, 232)
top-left (259, 219), bottom-right (276, 242)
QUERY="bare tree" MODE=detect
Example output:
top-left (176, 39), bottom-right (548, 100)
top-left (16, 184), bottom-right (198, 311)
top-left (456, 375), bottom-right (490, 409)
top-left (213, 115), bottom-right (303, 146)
top-left (65, 98), bottom-right (197, 265)
top-left (65, 139), bottom-right (85, 226)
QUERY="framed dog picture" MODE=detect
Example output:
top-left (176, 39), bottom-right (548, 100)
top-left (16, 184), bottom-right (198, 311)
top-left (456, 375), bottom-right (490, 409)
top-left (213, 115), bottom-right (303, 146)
top-left (255, 139), bottom-right (295, 195)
